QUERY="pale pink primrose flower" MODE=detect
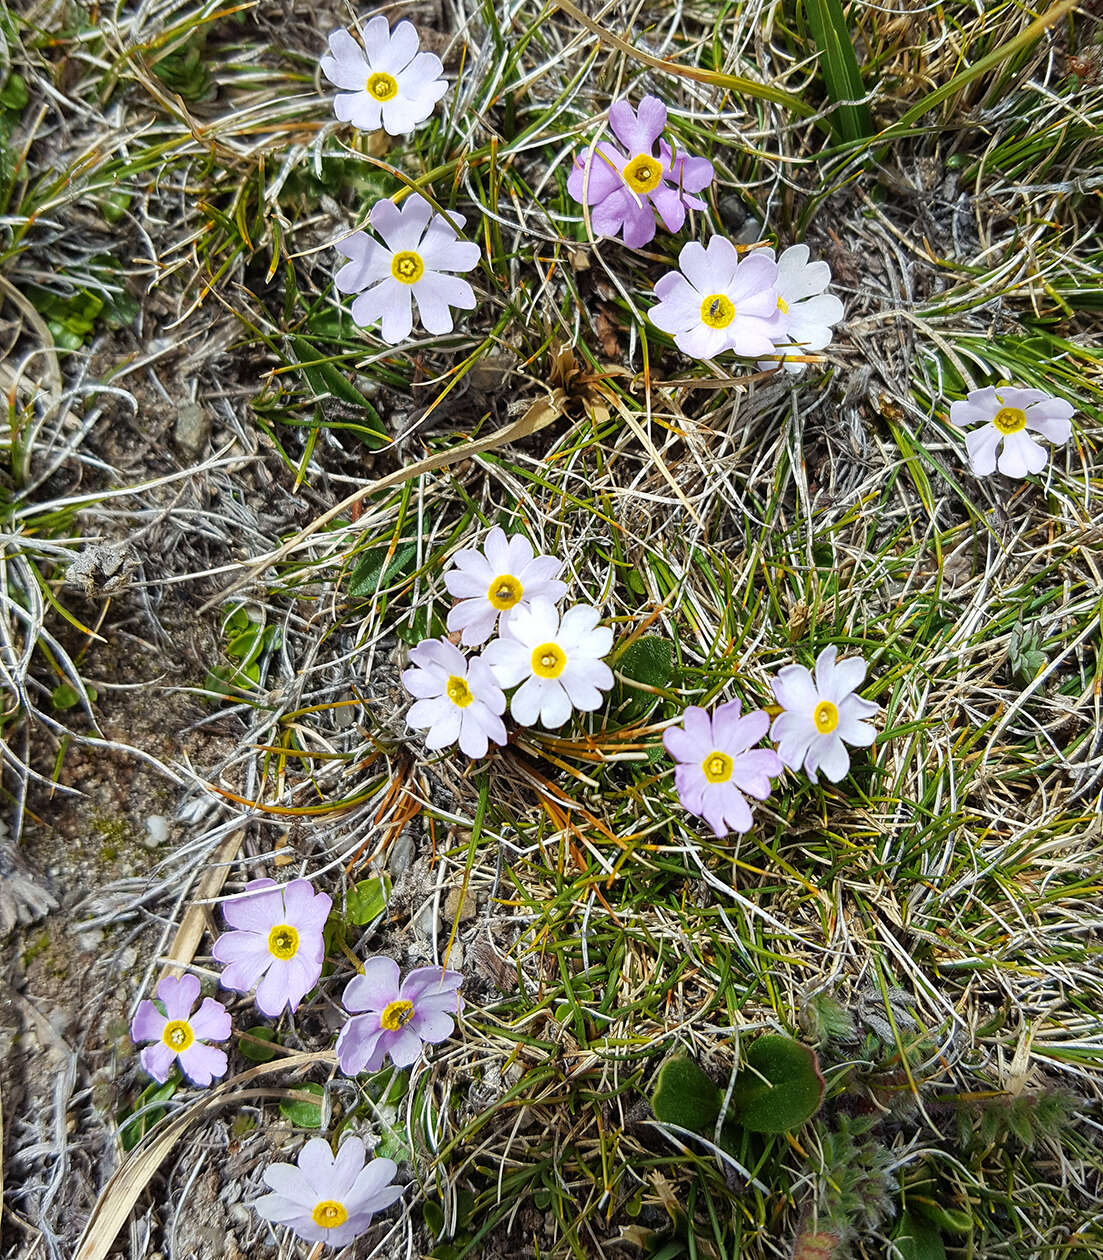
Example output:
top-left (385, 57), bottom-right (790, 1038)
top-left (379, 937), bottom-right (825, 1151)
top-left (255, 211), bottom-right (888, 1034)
top-left (755, 244), bottom-right (845, 373)
top-left (649, 237), bottom-right (784, 360)
top-left (769, 646), bottom-right (879, 785)
top-left (252, 1136), bottom-right (403, 1246)
top-left (130, 974), bottom-right (230, 1088)
top-left (482, 598), bottom-right (614, 730)
top-left (335, 194), bottom-right (480, 344)
top-left (568, 95), bottom-right (714, 248)
top-left (320, 19), bottom-right (446, 135)
top-left (402, 638), bottom-right (507, 758)
top-left (212, 878), bottom-right (332, 1017)
top-left (336, 958), bottom-right (464, 1075)
top-left (951, 384), bottom-right (1074, 478)
top-left (663, 700), bottom-right (782, 837)
top-left (443, 526), bottom-right (568, 646)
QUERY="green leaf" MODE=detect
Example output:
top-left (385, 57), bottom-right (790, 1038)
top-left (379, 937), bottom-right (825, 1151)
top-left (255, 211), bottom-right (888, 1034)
top-left (1007, 624), bottom-right (1046, 687)
top-left (912, 1200), bottom-right (973, 1235)
top-left (51, 681), bottom-right (98, 710)
top-left (288, 336), bottom-right (388, 449)
top-left (118, 1079), bottom-right (177, 1151)
top-left (893, 1211), bottom-right (947, 1260)
top-left (346, 875), bottom-right (391, 925)
top-left (650, 1056), bottom-right (723, 1135)
top-left (616, 636), bottom-right (674, 689)
top-left (239, 1026), bottom-right (279, 1063)
top-left (731, 1035), bottom-right (824, 1133)
top-left (279, 1082), bottom-right (325, 1127)
top-left (422, 1199), bottom-right (446, 1235)
top-left (395, 605), bottom-right (447, 645)
top-left (0, 73), bottom-right (28, 112)
top-left (348, 541), bottom-right (419, 598)
top-left (804, 0), bottom-right (873, 143)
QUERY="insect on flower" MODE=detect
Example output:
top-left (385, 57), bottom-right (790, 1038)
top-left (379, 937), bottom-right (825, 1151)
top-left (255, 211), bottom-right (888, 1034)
top-left (336, 957), bottom-right (464, 1075)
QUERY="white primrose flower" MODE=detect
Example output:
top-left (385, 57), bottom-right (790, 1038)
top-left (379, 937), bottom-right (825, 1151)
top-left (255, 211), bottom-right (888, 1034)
top-left (335, 194), bottom-right (480, 344)
top-left (769, 646), bottom-right (879, 785)
top-left (756, 244), bottom-right (845, 373)
top-left (320, 19), bottom-right (447, 136)
top-left (648, 237), bottom-right (783, 360)
top-left (443, 527), bottom-right (568, 647)
top-left (482, 598), bottom-right (613, 730)
top-left (402, 638), bottom-right (507, 758)
top-left (951, 384), bottom-right (1074, 478)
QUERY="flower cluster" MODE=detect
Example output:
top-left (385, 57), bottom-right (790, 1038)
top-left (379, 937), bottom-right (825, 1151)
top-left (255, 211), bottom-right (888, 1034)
top-left (664, 646), bottom-right (880, 836)
top-left (129, 875), bottom-right (464, 1248)
top-left (402, 526), bottom-right (613, 754)
top-left (319, 21), bottom-right (1077, 478)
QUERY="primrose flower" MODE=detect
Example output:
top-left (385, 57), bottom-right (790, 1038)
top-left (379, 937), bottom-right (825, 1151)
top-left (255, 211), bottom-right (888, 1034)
top-left (649, 238), bottom-right (783, 360)
top-left (951, 384), bottom-right (1074, 478)
top-left (769, 646), bottom-right (879, 785)
top-left (212, 878), bottom-right (332, 1017)
top-left (130, 974), bottom-right (230, 1088)
top-left (335, 194), bottom-right (480, 344)
top-left (402, 638), bottom-right (507, 758)
top-left (663, 700), bottom-right (783, 837)
top-left (252, 1136), bottom-right (403, 1246)
top-left (567, 95), bottom-right (714, 248)
top-left (336, 957), bottom-right (464, 1075)
top-left (482, 598), bottom-right (614, 730)
top-left (443, 526), bottom-right (568, 646)
top-left (756, 244), bottom-right (845, 373)
top-left (320, 19), bottom-right (446, 135)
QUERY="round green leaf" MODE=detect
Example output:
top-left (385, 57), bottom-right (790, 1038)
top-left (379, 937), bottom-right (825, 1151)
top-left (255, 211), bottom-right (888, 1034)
top-left (731, 1035), bottom-right (824, 1133)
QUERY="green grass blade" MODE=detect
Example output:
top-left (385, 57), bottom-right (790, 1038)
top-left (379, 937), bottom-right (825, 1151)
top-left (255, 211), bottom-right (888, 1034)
top-left (804, 0), bottom-right (873, 142)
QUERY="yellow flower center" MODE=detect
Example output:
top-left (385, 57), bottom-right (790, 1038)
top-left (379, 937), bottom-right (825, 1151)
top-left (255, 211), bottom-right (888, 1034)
top-left (813, 700), bottom-right (839, 734)
top-left (622, 152), bottom-right (663, 195)
top-left (446, 675), bottom-right (474, 708)
top-left (487, 573), bottom-right (523, 611)
top-left (777, 295), bottom-right (789, 314)
top-left (992, 405), bottom-right (1027, 435)
top-left (700, 294), bottom-right (735, 329)
top-left (531, 643), bottom-right (567, 679)
top-left (701, 751), bottom-right (734, 784)
top-left (267, 923), bottom-right (300, 961)
top-left (162, 1019), bottom-right (194, 1052)
top-left (312, 1199), bottom-right (350, 1229)
top-left (380, 999), bottom-right (415, 1031)
top-left (390, 250), bottom-right (424, 285)
top-left (365, 71), bottom-right (398, 101)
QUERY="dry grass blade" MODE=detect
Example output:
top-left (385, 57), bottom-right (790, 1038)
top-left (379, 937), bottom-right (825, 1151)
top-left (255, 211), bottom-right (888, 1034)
top-left (74, 1052), bottom-right (333, 1260)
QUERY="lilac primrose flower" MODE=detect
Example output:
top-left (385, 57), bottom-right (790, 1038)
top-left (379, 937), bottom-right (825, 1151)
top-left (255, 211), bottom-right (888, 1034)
top-left (320, 19), bottom-right (446, 135)
top-left (212, 878), bottom-right (332, 1017)
top-left (951, 384), bottom-right (1074, 478)
top-left (252, 1136), bottom-right (403, 1246)
top-left (402, 638), bottom-right (507, 758)
top-left (649, 238), bottom-right (783, 360)
top-left (769, 646), bottom-right (879, 785)
top-left (483, 598), bottom-right (613, 730)
top-left (568, 96), bottom-right (714, 248)
top-left (663, 700), bottom-right (782, 837)
top-left (443, 526), bottom-right (568, 646)
top-left (336, 957), bottom-right (464, 1075)
top-left (756, 244), bottom-right (845, 373)
top-left (335, 194), bottom-right (480, 344)
top-left (130, 974), bottom-right (230, 1088)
